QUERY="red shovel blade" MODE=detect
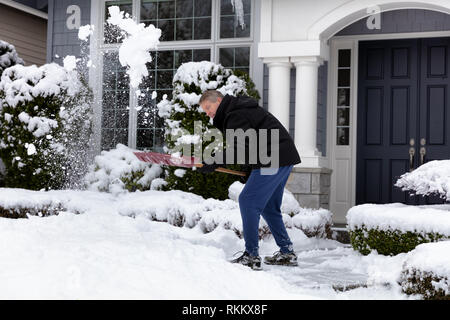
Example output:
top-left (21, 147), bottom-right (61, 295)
top-left (134, 151), bottom-right (199, 168)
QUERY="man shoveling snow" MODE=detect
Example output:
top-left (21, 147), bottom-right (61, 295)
top-left (198, 90), bottom-right (301, 270)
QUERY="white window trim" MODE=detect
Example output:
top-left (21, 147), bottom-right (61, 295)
top-left (90, 0), bottom-right (262, 152)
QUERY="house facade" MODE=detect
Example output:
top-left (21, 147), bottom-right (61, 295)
top-left (0, 0), bottom-right (48, 65)
top-left (45, 0), bottom-right (450, 224)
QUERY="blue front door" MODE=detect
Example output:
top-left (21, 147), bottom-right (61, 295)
top-left (356, 37), bottom-right (450, 205)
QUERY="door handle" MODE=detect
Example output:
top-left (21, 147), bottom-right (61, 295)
top-left (420, 138), bottom-right (426, 165)
top-left (420, 147), bottom-right (426, 165)
top-left (409, 147), bottom-right (415, 171)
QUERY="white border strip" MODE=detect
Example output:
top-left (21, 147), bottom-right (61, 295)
top-left (0, 0), bottom-right (48, 20)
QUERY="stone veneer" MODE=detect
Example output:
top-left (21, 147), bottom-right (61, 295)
top-left (286, 167), bottom-right (332, 209)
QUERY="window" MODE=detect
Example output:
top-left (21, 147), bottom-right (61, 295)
top-left (99, 0), bottom-right (254, 151)
top-left (219, 46), bottom-right (250, 73)
top-left (336, 49), bottom-right (351, 146)
top-left (136, 48), bottom-right (211, 151)
top-left (101, 52), bottom-right (130, 150)
top-left (220, 0), bottom-right (251, 39)
top-left (140, 0), bottom-right (212, 41)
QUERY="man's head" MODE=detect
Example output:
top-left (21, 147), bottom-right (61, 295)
top-left (199, 90), bottom-right (224, 118)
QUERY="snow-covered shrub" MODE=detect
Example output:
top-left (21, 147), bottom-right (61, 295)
top-left (0, 63), bottom-right (93, 190)
top-left (0, 40), bottom-right (24, 79)
top-left (395, 160), bottom-right (450, 201)
top-left (347, 203), bottom-right (450, 255)
top-left (399, 241), bottom-right (450, 300)
top-left (84, 143), bottom-right (162, 194)
top-left (158, 61), bottom-right (259, 200)
top-left (229, 181), bottom-right (333, 238)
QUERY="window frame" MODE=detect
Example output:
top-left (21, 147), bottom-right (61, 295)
top-left (97, 0), bottom-right (256, 151)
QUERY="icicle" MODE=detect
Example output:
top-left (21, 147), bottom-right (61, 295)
top-left (231, 0), bottom-right (245, 30)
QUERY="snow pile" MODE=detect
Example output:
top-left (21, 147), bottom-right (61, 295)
top-left (84, 143), bottom-right (162, 194)
top-left (395, 160), bottom-right (450, 200)
top-left (229, 181), bottom-right (333, 237)
top-left (400, 241), bottom-right (450, 299)
top-left (78, 25), bottom-right (94, 41)
top-left (106, 6), bottom-right (161, 88)
top-left (0, 63), bottom-right (80, 108)
top-left (347, 203), bottom-right (450, 236)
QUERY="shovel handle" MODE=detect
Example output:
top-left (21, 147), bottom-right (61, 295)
top-left (194, 163), bottom-right (247, 177)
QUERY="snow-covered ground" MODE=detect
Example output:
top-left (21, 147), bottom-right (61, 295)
top-left (0, 189), bottom-right (413, 300)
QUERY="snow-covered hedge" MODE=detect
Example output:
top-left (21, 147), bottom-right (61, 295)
top-left (395, 160), bottom-right (450, 201)
top-left (84, 143), bottom-right (162, 194)
top-left (0, 40), bottom-right (24, 78)
top-left (0, 186), bottom-right (332, 239)
top-left (347, 203), bottom-right (450, 255)
top-left (158, 61), bottom-right (259, 200)
top-left (0, 62), bottom-right (93, 190)
top-left (399, 241), bottom-right (450, 299)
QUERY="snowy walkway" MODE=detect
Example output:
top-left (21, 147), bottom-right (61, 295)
top-left (0, 207), bottom-right (410, 299)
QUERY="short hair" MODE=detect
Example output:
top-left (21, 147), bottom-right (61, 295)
top-left (199, 90), bottom-right (224, 104)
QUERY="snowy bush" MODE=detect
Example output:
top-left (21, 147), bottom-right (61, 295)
top-left (399, 241), bottom-right (450, 300)
top-left (347, 203), bottom-right (450, 255)
top-left (395, 160), bottom-right (450, 201)
top-left (0, 62), bottom-right (93, 190)
top-left (158, 61), bottom-right (259, 200)
top-left (84, 143), bottom-right (162, 194)
top-left (0, 40), bottom-right (24, 79)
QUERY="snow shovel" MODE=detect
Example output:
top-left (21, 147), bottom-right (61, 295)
top-left (133, 151), bottom-right (247, 177)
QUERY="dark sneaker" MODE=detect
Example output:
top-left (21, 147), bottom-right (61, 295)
top-left (230, 251), bottom-right (262, 270)
top-left (264, 251), bottom-right (298, 266)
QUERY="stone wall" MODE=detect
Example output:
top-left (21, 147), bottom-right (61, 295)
top-left (286, 167), bottom-right (331, 210)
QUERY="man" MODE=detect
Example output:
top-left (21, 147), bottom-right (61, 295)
top-left (198, 90), bottom-right (301, 270)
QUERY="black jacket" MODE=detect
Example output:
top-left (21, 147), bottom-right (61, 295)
top-left (211, 94), bottom-right (301, 169)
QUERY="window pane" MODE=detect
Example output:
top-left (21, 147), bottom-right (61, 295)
top-left (176, 0), bottom-right (193, 18)
top-left (337, 108), bottom-right (350, 126)
top-left (158, 51), bottom-right (174, 69)
top-left (235, 47), bottom-right (250, 67)
top-left (220, 16), bottom-right (234, 38)
top-left (339, 49), bottom-right (351, 68)
top-left (141, 0), bottom-right (157, 20)
top-left (158, 0), bottom-right (175, 19)
top-left (175, 50), bottom-right (193, 68)
top-left (220, 0), bottom-right (251, 39)
top-left (194, 17), bottom-right (211, 40)
top-left (337, 88), bottom-right (350, 106)
top-left (193, 49), bottom-right (211, 61)
top-left (219, 47), bottom-right (250, 73)
top-left (219, 48), bottom-right (233, 67)
top-left (338, 69), bottom-right (350, 87)
top-left (337, 127), bottom-right (349, 145)
top-left (176, 18), bottom-right (193, 40)
top-left (195, 0), bottom-right (211, 16)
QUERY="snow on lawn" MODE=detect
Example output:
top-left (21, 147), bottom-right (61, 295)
top-left (0, 188), bottom-right (411, 299)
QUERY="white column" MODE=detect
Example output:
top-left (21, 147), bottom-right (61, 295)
top-left (292, 56), bottom-right (323, 167)
top-left (265, 58), bottom-right (292, 131)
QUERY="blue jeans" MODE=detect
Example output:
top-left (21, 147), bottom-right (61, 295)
top-left (238, 165), bottom-right (294, 256)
